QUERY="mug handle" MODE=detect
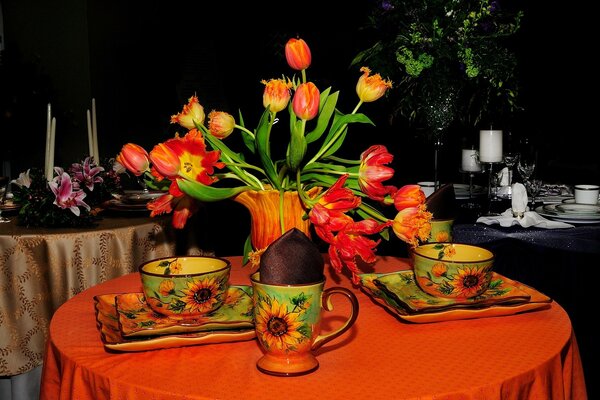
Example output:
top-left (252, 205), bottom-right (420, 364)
top-left (311, 287), bottom-right (359, 351)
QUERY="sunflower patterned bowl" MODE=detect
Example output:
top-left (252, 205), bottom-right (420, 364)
top-left (411, 243), bottom-right (494, 299)
top-left (139, 256), bottom-right (231, 319)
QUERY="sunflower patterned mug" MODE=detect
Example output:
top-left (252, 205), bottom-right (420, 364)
top-left (250, 272), bottom-right (359, 376)
top-left (425, 218), bottom-right (454, 243)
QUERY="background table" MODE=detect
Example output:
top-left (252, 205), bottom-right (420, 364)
top-left (41, 256), bottom-right (586, 399)
top-left (453, 222), bottom-right (599, 398)
top-left (0, 215), bottom-right (181, 396)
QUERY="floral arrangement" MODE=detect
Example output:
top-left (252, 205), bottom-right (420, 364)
top-left (10, 157), bottom-right (122, 227)
top-left (116, 37), bottom-right (432, 284)
top-left (354, 0), bottom-right (523, 133)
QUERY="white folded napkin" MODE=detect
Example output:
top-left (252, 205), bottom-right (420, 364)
top-left (511, 183), bottom-right (528, 216)
top-left (477, 209), bottom-right (574, 229)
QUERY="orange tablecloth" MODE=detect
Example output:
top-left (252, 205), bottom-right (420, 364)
top-left (40, 256), bottom-right (587, 400)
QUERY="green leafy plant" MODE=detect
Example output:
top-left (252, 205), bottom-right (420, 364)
top-left (354, 0), bottom-right (523, 134)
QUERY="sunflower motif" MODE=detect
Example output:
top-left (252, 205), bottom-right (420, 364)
top-left (443, 245), bottom-right (456, 258)
top-left (223, 288), bottom-right (242, 306)
top-left (255, 296), bottom-right (308, 352)
top-left (435, 231), bottom-right (449, 242)
top-left (179, 277), bottom-right (223, 314)
top-left (450, 267), bottom-right (490, 298)
top-left (169, 260), bottom-right (183, 274)
top-left (431, 262), bottom-right (448, 277)
top-left (158, 279), bottom-right (175, 296)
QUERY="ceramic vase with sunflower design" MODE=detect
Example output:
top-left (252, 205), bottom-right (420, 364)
top-left (425, 218), bottom-right (455, 243)
top-left (250, 272), bottom-right (359, 376)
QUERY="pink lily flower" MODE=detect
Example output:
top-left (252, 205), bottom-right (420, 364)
top-left (70, 157), bottom-right (105, 191)
top-left (49, 170), bottom-right (90, 216)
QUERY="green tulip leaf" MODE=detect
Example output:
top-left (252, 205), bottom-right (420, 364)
top-left (306, 89), bottom-right (338, 144)
top-left (178, 179), bottom-right (252, 202)
top-left (256, 109), bottom-right (281, 189)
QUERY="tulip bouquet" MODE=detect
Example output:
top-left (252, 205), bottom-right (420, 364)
top-left (116, 37), bottom-right (432, 283)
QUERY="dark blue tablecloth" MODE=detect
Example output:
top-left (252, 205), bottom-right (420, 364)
top-left (453, 222), bottom-right (600, 397)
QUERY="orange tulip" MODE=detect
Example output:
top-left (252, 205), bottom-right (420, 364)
top-left (356, 67), bottom-right (392, 103)
top-left (116, 143), bottom-right (149, 176)
top-left (393, 184), bottom-right (426, 211)
top-left (149, 143), bottom-right (180, 179)
top-left (208, 111), bottom-right (235, 139)
top-left (292, 82), bottom-right (320, 121)
top-left (392, 205), bottom-right (432, 247)
top-left (262, 78), bottom-right (292, 113)
top-left (170, 95), bottom-right (205, 129)
top-left (285, 38), bottom-right (312, 71)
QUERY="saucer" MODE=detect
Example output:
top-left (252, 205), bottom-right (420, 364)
top-left (359, 271), bottom-right (551, 323)
top-left (94, 286), bottom-right (256, 352)
top-left (105, 199), bottom-right (151, 213)
top-left (555, 203), bottom-right (600, 214)
top-left (120, 190), bottom-right (163, 204)
top-left (116, 286), bottom-right (254, 337)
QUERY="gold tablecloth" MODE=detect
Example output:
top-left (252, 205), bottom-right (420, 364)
top-left (0, 216), bottom-right (179, 376)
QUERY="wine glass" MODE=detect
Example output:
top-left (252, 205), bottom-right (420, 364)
top-left (526, 179), bottom-right (543, 209)
top-left (503, 152), bottom-right (520, 185)
top-left (0, 177), bottom-right (10, 223)
top-left (517, 159), bottom-right (536, 184)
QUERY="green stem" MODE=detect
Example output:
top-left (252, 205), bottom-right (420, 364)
top-left (296, 169), bottom-right (316, 207)
top-left (278, 189), bottom-right (285, 235)
top-left (325, 155), bottom-right (362, 165)
top-left (234, 124), bottom-right (255, 139)
top-left (306, 169), bottom-right (358, 177)
top-left (359, 203), bottom-right (388, 223)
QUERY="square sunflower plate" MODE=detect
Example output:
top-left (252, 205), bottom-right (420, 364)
top-left (359, 271), bottom-right (552, 323)
top-left (94, 286), bottom-right (255, 352)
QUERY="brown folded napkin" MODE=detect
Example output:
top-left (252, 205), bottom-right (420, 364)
top-left (425, 183), bottom-right (457, 220)
top-left (259, 228), bottom-right (324, 284)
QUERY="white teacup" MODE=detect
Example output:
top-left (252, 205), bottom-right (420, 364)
top-left (574, 184), bottom-right (600, 205)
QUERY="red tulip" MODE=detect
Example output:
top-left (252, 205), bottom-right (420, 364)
top-left (116, 143), bottom-right (149, 176)
top-left (285, 38), bottom-right (312, 71)
top-left (358, 145), bottom-right (396, 201)
top-left (149, 143), bottom-right (180, 179)
top-left (292, 82), bottom-right (320, 121)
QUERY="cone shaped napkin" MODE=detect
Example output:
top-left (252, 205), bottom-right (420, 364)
top-left (425, 183), bottom-right (457, 220)
top-left (259, 228), bottom-right (324, 284)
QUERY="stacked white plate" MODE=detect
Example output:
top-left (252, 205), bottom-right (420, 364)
top-left (535, 201), bottom-right (600, 224)
top-left (453, 183), bottom-right (486, 200)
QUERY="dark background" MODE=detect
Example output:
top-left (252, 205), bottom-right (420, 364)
top-left (1, 0), bottom-right (598, 256)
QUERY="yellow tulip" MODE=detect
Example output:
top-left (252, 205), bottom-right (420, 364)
top-left (356, 67), bottom-right (392, 103)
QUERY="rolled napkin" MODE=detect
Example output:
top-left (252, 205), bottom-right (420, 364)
top-left (259, 228), bottom-right (324, 284)
top-left (511, 182), bottom-right (528, 218)
top-left (477, 209), bottom-right (574, 229)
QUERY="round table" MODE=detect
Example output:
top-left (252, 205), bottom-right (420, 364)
top-left (0, 216), bottom-right (178, 377)
top-left (40, 256), bottom-right (586, 399)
